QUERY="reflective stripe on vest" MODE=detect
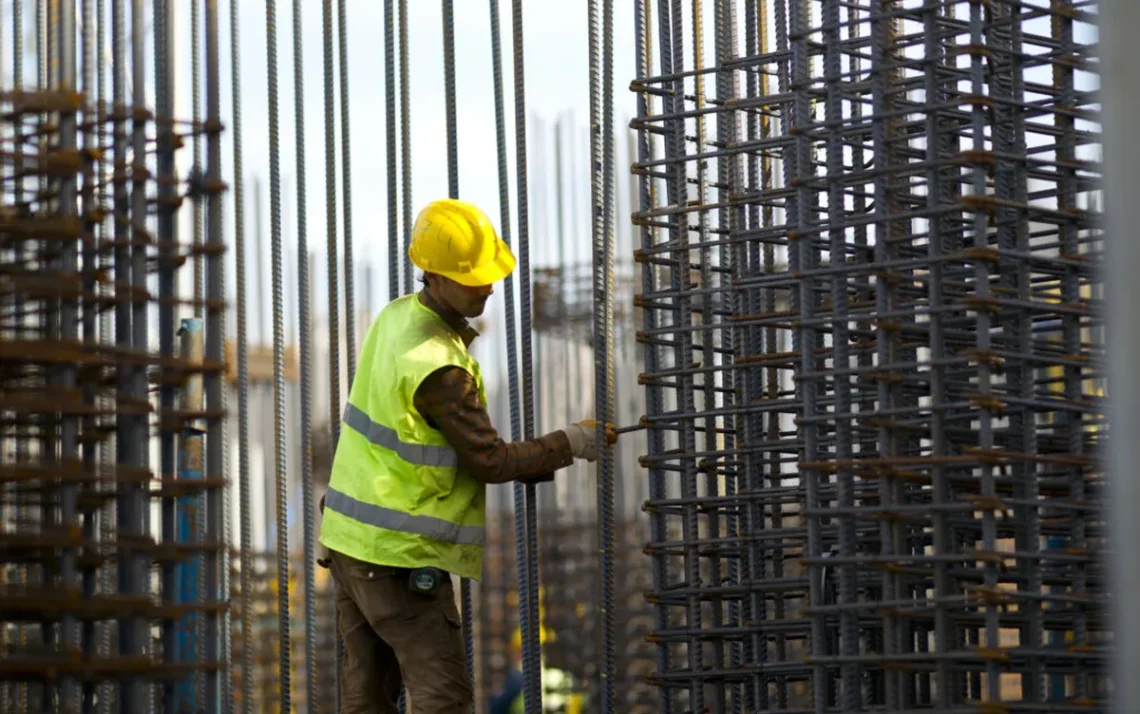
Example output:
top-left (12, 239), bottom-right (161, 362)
top-left (324, 486), bottom-right (484, 546)
top-left (342, 403), bottom-right (458, 468)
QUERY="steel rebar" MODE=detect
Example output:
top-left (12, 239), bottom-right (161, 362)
top-left (293, 0), bottom-right (319, 708)
top-left (386, 0), bottom-right (398, 302)
top-left (230, 0), bottom-right (255, 709)
top-left (632, 1), bottom-right (1107, 711)
top-left (264, 0), bottom-right (292, 709)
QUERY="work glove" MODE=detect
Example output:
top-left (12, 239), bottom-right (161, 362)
top-left (563, 419), bottom-right (619, 462)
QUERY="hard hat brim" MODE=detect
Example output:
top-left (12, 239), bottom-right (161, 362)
top-left (411, 237), bottom-right (517, 287)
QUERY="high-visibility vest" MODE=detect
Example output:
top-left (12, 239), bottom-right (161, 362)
top-left (318, 294), bottom-right (487, 580)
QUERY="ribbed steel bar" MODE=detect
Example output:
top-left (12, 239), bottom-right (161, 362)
top-left (230, 0), bottom-right (255, 708)
top-left (487, 2), bottom-right (532, 711)
top-left (721, 1), bottom-right (758, 709)
top-left (205, 0), bottom-right (227, 703)
top-left (264, 0), bottom-right (292, 709)
top-left (79, 2), bottom-right (98, 706)
top-left (588, 0), bottom-right (616, 710)
top-left (35, 0), bottom-right (43, 89)
top-left (633, 3), bottom-right (673, 712)
top-left (438, 0), bottom-right (477, 697)
top-left (323, 0), bottom-right (341, 456)
top-left (155, 0), bottom-right (182, 709)
top-left (338, 0), bottom-right (356, 382)
top-left (632, 0), bottom-right (1107, 711)
top-left (510, 2), bottom-right (544, 711)
top-left (128, 0), bottom-right (150, 708)
top-left (385, 0), bottom-right (398, 302)
top-left (443, 0), bottom-right (458, 200)
top-left (293, 0), bottom-right (318, 706)
top-left (192, 0), bottom-right (204, 315)
top-left (399, 0), bottom-right (412, 296)
top-left (57, 1), bottom-right (80, 709)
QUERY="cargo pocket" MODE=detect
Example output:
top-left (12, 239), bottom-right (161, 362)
top-left (336, 556), bottom-right (405, 624)
top-left (442, 607), bottom-right (462, 630)
top-left (439, 580), bottom-right (462, 630)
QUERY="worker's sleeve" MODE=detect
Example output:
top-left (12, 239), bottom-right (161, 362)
top-left (413, 366), bottom-right (573, 485)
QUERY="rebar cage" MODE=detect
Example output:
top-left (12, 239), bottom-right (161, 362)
top-left (1, 1), bottom-right (229, 710)
top-left (632, 0), bottom-right (1106, 711)
top-left (0, 0), bottom-right (1115, 713)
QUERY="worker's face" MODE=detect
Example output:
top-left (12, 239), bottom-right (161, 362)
top-left (432, 275), bottom-right (494, 318)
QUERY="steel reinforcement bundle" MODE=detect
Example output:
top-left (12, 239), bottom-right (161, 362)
top-left (630, 0), bottom-right (1107, 711)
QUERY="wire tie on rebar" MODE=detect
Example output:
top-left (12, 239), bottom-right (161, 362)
top-left (972, 646), bottom-right (1012, 664)
top-left (130, 105), bottom-right (156, 122)
top-left (966, 392), bottom-right (1005, 414)
top-left (965, 348), bottom-right (1003, 367)
top-left (960, 193), bottom-right (998, 216)
top-left (962, 493), bottom-right (1010, 515)
top-left (958, 149), bottom-right (996, 168)
top-left (970, 585), bottom-right (1013, 608)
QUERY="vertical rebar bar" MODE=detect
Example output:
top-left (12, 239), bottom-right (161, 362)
top-left (323, 0), bottom-right (341, 457)
top-left (438, 0), bottom-right (476, 697)
top-left (293, 0), bottom-right (318, 708)
top-left (230, 0), bottom-right (254, 709)
top-left (487, 1), bottom-right (533, 712)
top-left (155, 0), bottom-right (182, 708)
top-left (204, 0), bottom-right (225, 706)
top-left (264, 0), bottom-right (292, 709)
top-left (399, 0), bottom-right (412, 296)
top-left (588, 0), bottom-right (616, 711)
top-left (442, 0), bottom-right (458, 200)
top-left (385, 0), bottom-right (398, 301)
top-left (510, 2), bottom-right (544, 710)
top-left (56, 1), bottom-right (79, 708)
top-left (338, 0), bottom-right (356, 382)
top-left (79, 0), bottom-right (99, 709)
top-left (192, 0), bottom-right (203, 315)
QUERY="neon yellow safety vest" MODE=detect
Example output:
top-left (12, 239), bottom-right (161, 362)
top-left (318, 294), bottom-right (487, 580)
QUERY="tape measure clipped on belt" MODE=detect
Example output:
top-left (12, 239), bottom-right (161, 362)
top-left (407, 566), bottom-right (445, 597)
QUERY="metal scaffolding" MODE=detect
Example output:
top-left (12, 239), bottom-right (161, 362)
top-left (631, 0), bottom-right (1107, 711)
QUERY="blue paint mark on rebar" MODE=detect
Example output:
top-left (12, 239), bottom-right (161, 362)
top-left (174, 318), bottom-right (205, 713)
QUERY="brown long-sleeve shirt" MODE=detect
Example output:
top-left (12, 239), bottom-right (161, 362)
top-left (411, 291), bottom-right (573, 485)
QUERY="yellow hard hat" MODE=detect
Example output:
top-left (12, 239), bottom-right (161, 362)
top-left (408, 199), bottom-right (516, 287)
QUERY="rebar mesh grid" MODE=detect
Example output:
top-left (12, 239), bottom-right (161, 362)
top-left (631, 0), bottom-right (1107, 711)
top-left (0, 2), bottom-right (228, 710)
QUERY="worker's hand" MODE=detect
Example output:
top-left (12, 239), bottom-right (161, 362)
top-left (563, 419), bottom-right (618, 462)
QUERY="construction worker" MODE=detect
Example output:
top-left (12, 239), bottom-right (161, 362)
top-left (318, 198), bottom-right (618, 714)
